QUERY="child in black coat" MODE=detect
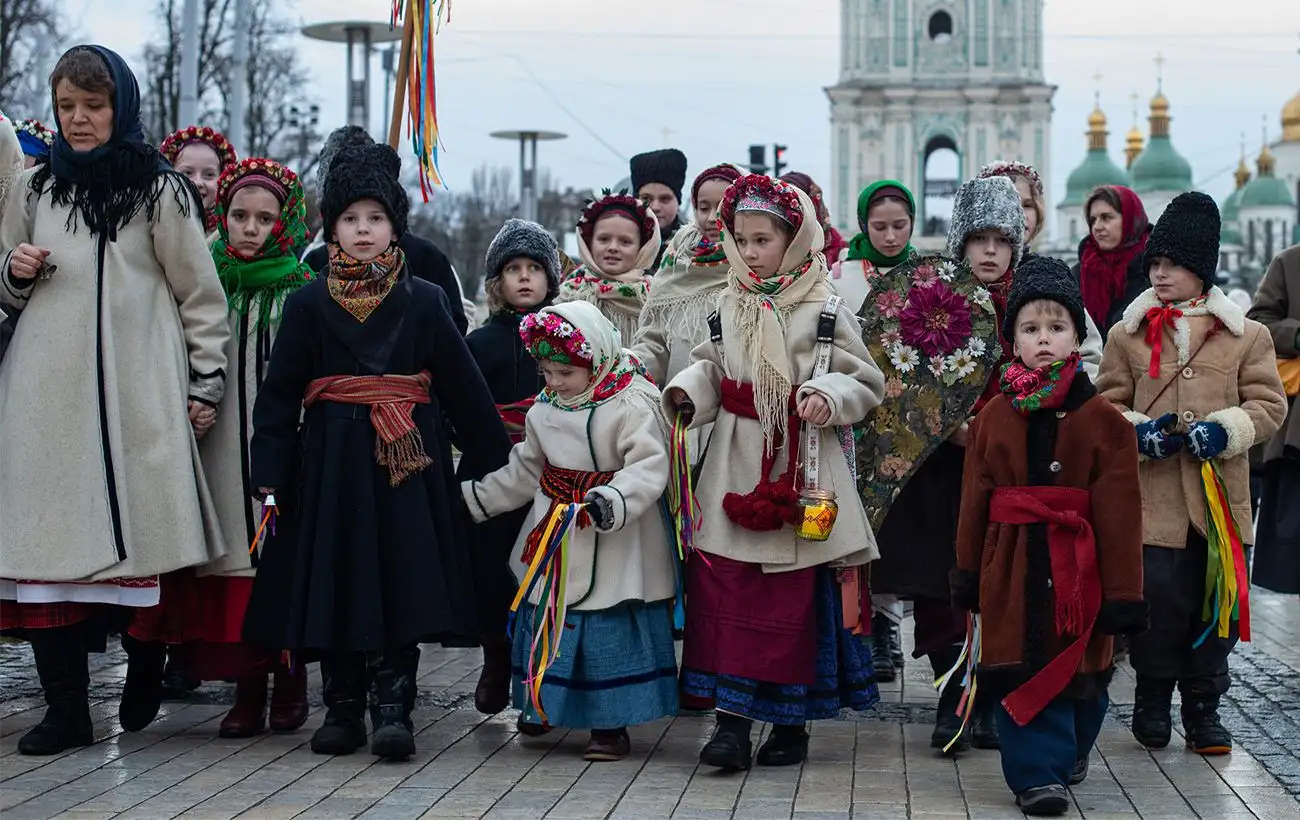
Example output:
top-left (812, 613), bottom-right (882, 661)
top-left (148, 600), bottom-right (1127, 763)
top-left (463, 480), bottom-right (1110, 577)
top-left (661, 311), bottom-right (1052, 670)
top-left (463, 218), bottom-right (560, 715)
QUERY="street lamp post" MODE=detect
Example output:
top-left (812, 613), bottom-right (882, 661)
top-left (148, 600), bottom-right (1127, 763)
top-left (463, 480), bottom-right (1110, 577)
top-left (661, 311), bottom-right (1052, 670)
top-left (287, 104), bottom-right (320, 172)
top-left (489, 130), bottom-right (568, 223)
top-left (301, 20), bottom-right (403, 139)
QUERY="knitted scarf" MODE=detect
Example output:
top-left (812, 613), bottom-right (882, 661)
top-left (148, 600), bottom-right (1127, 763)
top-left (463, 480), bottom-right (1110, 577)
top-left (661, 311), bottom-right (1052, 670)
top-left (846, 179), bottom-right (916, 266)
top-left (1078, 186), bottom-right (1150, 325)
top-left (211, 160), bottom-right (313, 330)
top-left (1000, 353), bottom-right (1081, 416)
top-left (719, 182), bottom-right (829, 450)
top-left (557, 224), bottom-right (659, 342)
top-left (638, 224), bottom-right (729, 351)
top-left (327, 243), bottom-right (404, 323)
top-left (35, 46), bottom-right (193, 241)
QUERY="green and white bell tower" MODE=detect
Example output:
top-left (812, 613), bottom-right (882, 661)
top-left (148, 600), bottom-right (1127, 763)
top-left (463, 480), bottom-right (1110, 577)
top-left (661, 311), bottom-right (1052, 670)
top-left (826, 0), bottom-right (1056, 244)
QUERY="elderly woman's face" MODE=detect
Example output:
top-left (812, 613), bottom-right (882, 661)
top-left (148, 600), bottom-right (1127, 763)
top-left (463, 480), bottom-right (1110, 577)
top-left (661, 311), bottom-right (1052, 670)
top-left (54, 79), bottom-right (113, 152)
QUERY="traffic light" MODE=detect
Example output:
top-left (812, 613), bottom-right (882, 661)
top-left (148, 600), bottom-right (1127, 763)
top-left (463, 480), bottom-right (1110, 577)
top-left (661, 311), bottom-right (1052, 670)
top-left (748, 144), bottom-right (768, 175)
top-left (773, 144), bottom-right (788, 177)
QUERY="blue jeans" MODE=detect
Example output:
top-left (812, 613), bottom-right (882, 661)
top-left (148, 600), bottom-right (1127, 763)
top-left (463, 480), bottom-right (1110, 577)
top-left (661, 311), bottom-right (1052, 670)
top-left (995, 692), bottom-right (1109, 794)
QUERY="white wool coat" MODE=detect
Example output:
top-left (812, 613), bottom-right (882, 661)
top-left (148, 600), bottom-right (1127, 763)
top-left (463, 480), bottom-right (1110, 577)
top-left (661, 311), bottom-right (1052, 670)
top-left (462, 386), bottom-right (676, 611)
top-left (666, 292), bottom-right (886, 573)
top-left (0, 169), bottom-right (230, 581)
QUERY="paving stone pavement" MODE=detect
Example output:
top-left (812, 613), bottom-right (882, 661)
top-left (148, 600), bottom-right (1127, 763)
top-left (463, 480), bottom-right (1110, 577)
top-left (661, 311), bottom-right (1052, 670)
top-left (2, 590), bottom-right (1299, 819)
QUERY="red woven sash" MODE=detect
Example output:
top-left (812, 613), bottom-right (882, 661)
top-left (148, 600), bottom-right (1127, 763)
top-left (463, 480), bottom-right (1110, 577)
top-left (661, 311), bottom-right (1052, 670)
top-left (304, 370), bottom-right (433, 486)
top-left (521, 462), bottom-right (615, 563)
top-left (719, 378), bottom-right (802, 531)
top-left (497, 398), bottom-right (535, 445)
top-left (988, 486), bottom-right (1101, 726)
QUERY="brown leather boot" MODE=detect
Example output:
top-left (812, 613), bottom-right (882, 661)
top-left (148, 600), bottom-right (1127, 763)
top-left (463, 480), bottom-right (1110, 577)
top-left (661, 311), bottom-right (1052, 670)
top-left (474, 636), bottom-right (512, 715)
top-left (269, 666), bottom-right (310, 732)
top-left (219, 675), bottom-right (268, 738)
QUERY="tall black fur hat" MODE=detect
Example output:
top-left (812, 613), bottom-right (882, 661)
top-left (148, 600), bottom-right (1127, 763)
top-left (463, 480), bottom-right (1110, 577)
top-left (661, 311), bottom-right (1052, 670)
top-left (630, 149), bottom-right (688, 202)
top-left (320, 143), bottom-right (409, 241)
top-left (1143, 191), bottom-right (1221, 291)
top-left (1002, 254), bottom-right (1087, 344)
top-left (485, 218), bottom-right (561, 294)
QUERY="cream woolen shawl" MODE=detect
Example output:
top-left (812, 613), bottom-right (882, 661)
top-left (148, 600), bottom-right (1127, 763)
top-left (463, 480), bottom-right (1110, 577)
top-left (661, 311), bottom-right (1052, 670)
top-left (556, 215), bottom-right (661, 342)
top-left (719, 184), bottom-right (829, 449)
top-left (636, 224), bottom-right (728, 349)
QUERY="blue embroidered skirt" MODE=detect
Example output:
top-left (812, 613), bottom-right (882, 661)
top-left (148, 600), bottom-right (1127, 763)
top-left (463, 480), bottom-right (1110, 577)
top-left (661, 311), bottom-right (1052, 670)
top-left (681, 564), bottom-right (879, 725)
top-left (511, 599), bottom-right (679, 730)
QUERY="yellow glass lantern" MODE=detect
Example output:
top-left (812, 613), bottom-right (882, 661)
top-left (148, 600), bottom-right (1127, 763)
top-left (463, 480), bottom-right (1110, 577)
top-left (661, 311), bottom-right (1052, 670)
top-left (796, 488), bottom-right (838, 542)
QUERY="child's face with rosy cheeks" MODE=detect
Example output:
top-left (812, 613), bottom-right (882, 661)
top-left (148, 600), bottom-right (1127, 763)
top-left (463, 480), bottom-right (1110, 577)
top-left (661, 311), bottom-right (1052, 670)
top-left (733, 212), bottom-right (793, 278)
top-left (539, 360), bottom-right (593, 399)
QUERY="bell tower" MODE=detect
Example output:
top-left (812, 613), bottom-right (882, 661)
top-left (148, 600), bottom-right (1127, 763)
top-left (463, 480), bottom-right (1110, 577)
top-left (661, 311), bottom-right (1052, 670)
top-left (826, 0), bottom-right (1056, 244)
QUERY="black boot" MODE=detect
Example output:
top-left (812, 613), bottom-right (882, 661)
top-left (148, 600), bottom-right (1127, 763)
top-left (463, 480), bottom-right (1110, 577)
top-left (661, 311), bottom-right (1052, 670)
top-left (18, 626), bottom-right (94, 756)
top-left (970, 693), bottom-right (1000, 750)
top-left (1131, 677), bottom-right (1175, 749)
top-left (370, 644), bottom-right (419, 760)
top-left (889, 622), bottom-right (905, 673)
top-left (311, 652), bottom-right (368, 755)
top-left (1181, 692), bottom-right (1232, 755)
top-left (756, 723), bottom-right (809, 767)
top-left (160, 646), bottom-right (200, 700)
top-left (870, 613), bottom-right (896, 683)
top-left (929, 646), bottom-right (969, 755)
top-left (699, 711), bottom-right (753, 771)
top-left (119, 634), bottom-right (165, 732)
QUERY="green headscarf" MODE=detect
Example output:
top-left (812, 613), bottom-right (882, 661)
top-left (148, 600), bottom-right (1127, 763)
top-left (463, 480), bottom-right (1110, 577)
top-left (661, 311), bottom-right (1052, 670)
top-left (846, 179), bottom-right (916, 267)
top-left (210, 159), bottom-right (315, 330)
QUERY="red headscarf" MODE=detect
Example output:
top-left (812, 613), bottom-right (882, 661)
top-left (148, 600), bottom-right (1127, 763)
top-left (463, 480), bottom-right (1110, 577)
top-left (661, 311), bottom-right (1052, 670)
top-left (1078, 185), bottom-right (1150, 325)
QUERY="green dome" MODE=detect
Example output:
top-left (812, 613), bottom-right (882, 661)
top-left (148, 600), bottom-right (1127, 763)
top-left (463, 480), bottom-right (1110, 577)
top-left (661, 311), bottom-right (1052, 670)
top-left (1130, 136), bottom-right (1193, 194)
top-left (1221, 187), bottom-right (1246, 223)
top-left (1220, 225), bottom-right (1242, 247)
top-left (1239, 174), bottom-right (1296, 209)
top-left (1058, 149), bottom-right (1132, 208)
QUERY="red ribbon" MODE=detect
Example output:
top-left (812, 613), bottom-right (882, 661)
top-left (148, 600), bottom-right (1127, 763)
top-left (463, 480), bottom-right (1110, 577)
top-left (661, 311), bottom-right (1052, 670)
top-left (1144, 305), bottom-right (1183, 379)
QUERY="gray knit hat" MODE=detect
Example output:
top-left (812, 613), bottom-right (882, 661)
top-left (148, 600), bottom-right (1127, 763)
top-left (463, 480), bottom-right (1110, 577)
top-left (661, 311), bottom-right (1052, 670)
top-left (945, 175), bottom-right (1025, 271)
top-left (485, 218), bottom-right (561, 295)
top-left (315, 125), bottom-right (374, 206)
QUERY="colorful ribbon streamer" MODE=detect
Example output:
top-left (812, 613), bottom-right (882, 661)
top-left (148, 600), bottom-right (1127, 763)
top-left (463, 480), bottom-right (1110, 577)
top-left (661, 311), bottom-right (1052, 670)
top-left (248, 494), bottom-right (277, 555)
top-left (1195, 460), bottom-right (1251, 647)
top-left (935, 612), bottom-right (981, 753)
top-left (391, 0), bottom-right (452, 199)
top-left (506, 501), bottom-right (581, 722)
top-left (666, 413), bottom-right (702, 560)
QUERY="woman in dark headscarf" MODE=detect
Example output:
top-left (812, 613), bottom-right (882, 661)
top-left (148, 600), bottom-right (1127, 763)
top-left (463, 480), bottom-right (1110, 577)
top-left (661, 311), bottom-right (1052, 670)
top-left (1072, 185), bottom-right (1151, 334)
top-left (0, 45), bottom-right (230, 756)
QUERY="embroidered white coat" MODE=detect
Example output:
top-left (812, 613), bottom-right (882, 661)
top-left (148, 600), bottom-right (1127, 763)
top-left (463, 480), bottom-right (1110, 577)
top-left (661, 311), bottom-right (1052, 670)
top-left (461, 383), bottom-right (676, 611)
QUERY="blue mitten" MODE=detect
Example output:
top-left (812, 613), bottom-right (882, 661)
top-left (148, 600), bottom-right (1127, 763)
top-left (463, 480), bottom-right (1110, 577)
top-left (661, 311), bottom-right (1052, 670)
top-left (1135, 413), bottom-right (1186, 460)
top-left (1187, 421), bottom-right (1229, 461)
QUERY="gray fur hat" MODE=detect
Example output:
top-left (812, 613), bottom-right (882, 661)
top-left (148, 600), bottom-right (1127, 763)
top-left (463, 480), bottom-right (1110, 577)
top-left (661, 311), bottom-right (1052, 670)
top-left (315, 125), bottom-right (374, 206)
top-left (485, 218), bottom-right (561, 294)
top-left (945, 175), bottom-right (1025, 270)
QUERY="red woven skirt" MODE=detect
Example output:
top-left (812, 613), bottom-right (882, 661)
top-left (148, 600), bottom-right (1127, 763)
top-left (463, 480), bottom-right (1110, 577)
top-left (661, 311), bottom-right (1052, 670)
top-left (681, 553), bottom-right (817, 687)
top-left (0, 601), bottom-right (95, 631)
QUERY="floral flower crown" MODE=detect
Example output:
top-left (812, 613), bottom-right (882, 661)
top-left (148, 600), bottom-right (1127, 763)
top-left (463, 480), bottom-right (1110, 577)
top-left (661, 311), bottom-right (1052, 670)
top-left (691, 163), bottom-right (744, 202)
top-left (578, 188), bottom-right (657, 247)
top-left (214, 158), bottom-right (306, 258)
top-left (719, 174), bottom-right (804, 234)
top-left (519, 311), bottom-right (595, 367)
top-left (977, 160), bottom-right (1043, 197)
top-left (161, 125), bottom-right (238, 169)
top-left (13, 118), bottom-right (53, 147)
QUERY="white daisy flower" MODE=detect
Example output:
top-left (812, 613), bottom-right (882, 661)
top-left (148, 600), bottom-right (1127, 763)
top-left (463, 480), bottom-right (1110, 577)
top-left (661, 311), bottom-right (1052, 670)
top-left (938, 260), bottom-right (957, 281)
top-left (946, 349), bottom-right (978, 378)
top-left (972, 287), bottom-right (993, 310)
top-left (890, 344), bottom-right (920, 373)
top-left (929, 355), bottom-right (946, 377)
top-left (967, 337), bottom-right (987, 357)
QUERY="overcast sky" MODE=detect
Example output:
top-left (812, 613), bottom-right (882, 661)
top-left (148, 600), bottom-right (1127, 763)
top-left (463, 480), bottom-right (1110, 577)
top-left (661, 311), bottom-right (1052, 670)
top-left (70, 0), bottom-right (1298, 228)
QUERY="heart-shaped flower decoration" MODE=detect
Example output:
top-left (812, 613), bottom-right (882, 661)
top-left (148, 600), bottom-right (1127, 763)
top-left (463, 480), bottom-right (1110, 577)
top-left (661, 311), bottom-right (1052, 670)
top-left (854, 254), bottom-right (1002, 530)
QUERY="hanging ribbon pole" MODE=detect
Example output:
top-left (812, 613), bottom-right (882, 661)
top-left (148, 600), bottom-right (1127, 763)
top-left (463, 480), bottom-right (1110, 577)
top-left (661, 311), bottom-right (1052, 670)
top-left (387, 0), bottom-right (451, 199)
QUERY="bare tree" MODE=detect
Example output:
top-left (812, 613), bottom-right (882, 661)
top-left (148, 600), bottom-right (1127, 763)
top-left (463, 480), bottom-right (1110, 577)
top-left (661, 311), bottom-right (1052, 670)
top-left (0, 0), bottom-right (67, 117)
top-left (138, 0), bottom-right (314, 163)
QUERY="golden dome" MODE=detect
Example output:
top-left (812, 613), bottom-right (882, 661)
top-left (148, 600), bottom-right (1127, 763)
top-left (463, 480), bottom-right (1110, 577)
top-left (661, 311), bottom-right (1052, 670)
top-left (1258, 142), bottom-right (1276, 176)
top-left (1150, 91), bottom-right (1170, 115)
top-left (1126, 124), bottom-right (1144, 148)
top-left (1088, 106), bottom-right (1107, 129)
top-left (1234, 156), bottom-right (1251, 189)
top-left (1283, 91), bottom-right (1300, 142)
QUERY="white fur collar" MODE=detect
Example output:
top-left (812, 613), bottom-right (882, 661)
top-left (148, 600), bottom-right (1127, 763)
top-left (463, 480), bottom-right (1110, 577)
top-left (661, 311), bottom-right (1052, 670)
top-left (1120, 286), bottom-right (1245, 367)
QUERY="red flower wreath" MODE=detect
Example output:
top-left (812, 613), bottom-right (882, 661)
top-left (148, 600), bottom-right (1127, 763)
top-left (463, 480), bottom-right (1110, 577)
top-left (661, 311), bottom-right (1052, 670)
top-left (577, 189), bottom-right (657, 247)
top-left (160, 125), bottom-right (238, 170)
top-left (718, 174), bottom-right (804, 235)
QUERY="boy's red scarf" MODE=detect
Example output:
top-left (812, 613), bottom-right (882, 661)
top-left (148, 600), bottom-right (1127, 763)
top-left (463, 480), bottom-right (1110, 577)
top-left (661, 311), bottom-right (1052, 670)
top-left (987, 486), bottom-right (1101, 727)
top-left (304, 370), bottom-right (433, 486)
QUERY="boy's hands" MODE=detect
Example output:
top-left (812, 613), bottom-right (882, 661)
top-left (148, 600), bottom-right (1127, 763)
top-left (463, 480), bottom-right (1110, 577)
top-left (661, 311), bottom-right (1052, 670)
top-left (1136, 413), bottom-right (1185, 460)
top-left (1186, 421), bottom-right (1228, 461)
